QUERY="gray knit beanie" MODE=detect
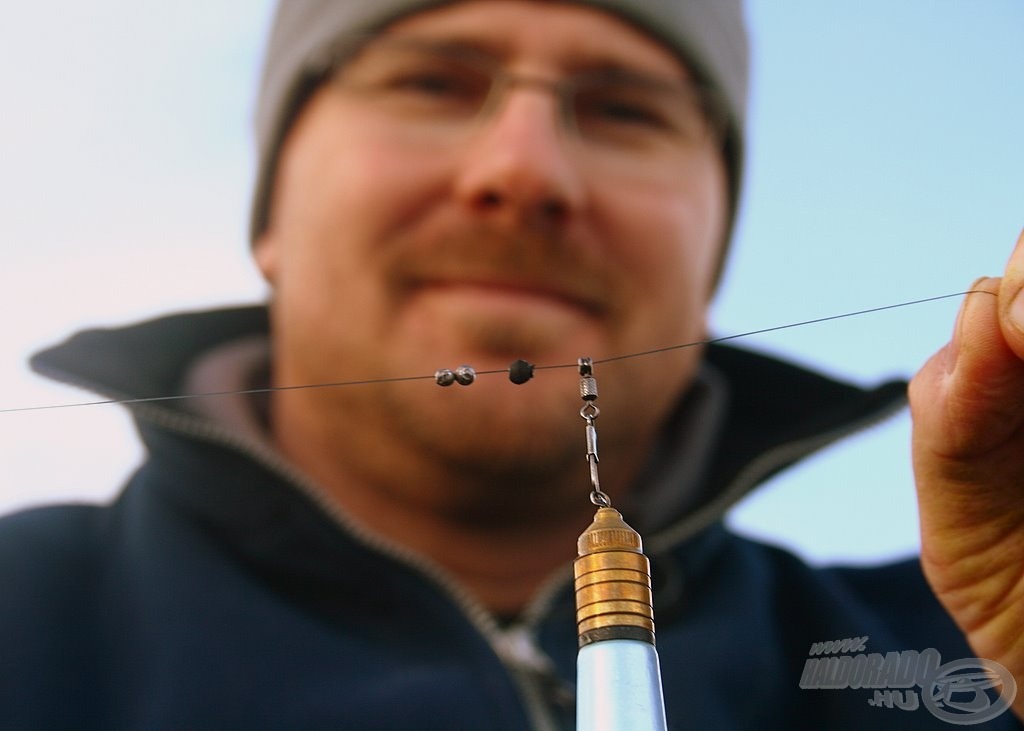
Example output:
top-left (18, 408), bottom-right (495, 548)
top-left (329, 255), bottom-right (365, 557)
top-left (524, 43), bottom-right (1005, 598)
top-left (250, 0), bottom-right (749, 247)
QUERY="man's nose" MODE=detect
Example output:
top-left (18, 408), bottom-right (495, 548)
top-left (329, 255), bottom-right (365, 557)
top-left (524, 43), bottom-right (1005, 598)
top-left (452, 87), bottom-right (586, 230)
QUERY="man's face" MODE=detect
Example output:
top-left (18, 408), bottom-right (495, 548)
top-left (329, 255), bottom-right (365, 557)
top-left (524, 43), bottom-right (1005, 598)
top-left (256, 0), bottom-right (728, 484)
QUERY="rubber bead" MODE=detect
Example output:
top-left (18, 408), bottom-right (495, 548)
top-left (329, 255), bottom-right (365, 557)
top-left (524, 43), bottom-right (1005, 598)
top-left (508, 359), bottom-right (535, 385)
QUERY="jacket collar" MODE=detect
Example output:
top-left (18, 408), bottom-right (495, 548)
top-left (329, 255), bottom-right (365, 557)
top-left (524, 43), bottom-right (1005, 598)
top-left (648, 343), bottom-right (907, 549)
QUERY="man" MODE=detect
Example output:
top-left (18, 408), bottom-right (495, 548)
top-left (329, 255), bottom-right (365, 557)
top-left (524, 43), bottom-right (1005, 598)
top-left (1, 1), bottom-right (1021, 729)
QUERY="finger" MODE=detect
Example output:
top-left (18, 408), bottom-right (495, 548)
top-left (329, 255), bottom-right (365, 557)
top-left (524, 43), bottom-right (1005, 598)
top-left (910, 276), bottom-right (1024, 586)
top-left (910, 275), bottom-right (1024, 459)
top-left (943, 230), bottom-right (1024, 454)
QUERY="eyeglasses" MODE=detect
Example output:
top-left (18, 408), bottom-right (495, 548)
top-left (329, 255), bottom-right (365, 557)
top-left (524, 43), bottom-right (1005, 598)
top-left (324, 35), bottom-right (726, 178)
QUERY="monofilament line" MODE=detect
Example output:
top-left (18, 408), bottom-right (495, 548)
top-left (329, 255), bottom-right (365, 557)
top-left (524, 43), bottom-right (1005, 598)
top-left (592, 289), bottom-right (991, 366)
top-left (0, 289), bottom-right (992, 415)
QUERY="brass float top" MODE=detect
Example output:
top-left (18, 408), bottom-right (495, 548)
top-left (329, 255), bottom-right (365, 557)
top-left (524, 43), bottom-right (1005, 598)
top-left (577, 507), bottom-right (643, 556)
top-left (573, 507), bottom-right (656, 647)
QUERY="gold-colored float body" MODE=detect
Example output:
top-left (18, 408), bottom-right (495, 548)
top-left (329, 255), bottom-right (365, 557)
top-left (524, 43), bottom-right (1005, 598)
top-left (573, 507), bottom-right (655, 646)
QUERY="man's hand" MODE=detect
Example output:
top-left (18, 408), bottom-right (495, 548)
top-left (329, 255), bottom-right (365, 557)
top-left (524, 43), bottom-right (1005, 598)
top-left (909, 229), bottom-right (1024, 720)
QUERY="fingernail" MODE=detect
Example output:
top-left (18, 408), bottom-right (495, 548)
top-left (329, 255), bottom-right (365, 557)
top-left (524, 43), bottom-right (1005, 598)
top-left (949, 278), bottom-right (991, 370)
top-left (948, 304), bottom-right (967, 371)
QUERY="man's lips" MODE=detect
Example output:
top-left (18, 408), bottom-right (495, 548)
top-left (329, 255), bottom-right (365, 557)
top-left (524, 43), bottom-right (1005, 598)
top-left (407, 276), bottom-right (608, 317)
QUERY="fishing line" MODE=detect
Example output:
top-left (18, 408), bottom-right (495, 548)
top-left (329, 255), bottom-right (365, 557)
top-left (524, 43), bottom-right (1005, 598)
top-left (0, 289), bottom-right (992, 415)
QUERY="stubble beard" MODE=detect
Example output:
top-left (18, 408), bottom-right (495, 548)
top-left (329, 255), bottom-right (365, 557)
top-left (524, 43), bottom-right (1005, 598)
top-left (375, 373), bottom-right (587, 509)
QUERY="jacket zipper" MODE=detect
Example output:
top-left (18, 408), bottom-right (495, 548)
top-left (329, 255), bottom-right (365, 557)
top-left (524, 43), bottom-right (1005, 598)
top-left (132, 401), bottom-right (567, 731)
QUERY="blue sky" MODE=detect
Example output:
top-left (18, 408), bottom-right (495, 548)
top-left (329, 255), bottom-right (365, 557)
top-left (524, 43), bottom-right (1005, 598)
top-left (1, 2), bottom-right (1021, 565)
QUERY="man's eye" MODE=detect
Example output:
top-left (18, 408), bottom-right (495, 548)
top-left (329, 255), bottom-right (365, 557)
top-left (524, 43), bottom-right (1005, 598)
top-left (577, 92), bottom-right (669, 129)
top-left (598, 102), bottom-right (662, 125)
top-left (386, 68), bottom-right (485, 100)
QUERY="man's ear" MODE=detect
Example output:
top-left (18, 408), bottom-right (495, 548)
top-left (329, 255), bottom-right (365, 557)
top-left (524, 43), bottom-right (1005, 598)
top-left (253, 234), bottom-right (278, 284)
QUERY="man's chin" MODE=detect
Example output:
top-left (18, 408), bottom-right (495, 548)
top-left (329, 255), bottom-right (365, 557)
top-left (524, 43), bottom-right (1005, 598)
top-left (384, 378), bottom-right (581, 466)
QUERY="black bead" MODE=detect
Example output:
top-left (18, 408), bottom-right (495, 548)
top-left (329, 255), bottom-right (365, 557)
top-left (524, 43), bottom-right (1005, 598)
top-left (508, 359), bottom-right (535, 385)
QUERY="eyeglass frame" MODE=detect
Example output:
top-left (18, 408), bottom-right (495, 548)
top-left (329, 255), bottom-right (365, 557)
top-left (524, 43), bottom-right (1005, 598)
top-left (310, 32), bottom-right (730, 164)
